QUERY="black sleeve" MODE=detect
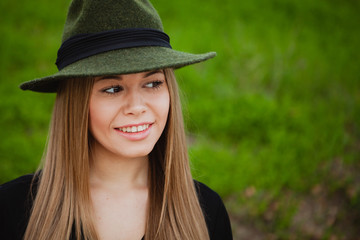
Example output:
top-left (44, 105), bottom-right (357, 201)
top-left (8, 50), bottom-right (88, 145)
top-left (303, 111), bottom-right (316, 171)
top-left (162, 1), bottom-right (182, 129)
top-left (211, 197), bottom-right (233, 240)
top-left (0, 174), bottom-right (35, 240)
top-left (195, 181), bottom-right (233, 240)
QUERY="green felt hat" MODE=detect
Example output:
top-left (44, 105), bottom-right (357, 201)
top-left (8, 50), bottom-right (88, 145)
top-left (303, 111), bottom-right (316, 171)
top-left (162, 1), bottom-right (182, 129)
top-left (20, 0), bottom-right (216, 93)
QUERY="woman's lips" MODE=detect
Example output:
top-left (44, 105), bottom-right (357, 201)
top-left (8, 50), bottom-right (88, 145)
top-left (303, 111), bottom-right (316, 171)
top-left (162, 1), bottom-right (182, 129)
top-left (114, 123), bottom-right (153, 141)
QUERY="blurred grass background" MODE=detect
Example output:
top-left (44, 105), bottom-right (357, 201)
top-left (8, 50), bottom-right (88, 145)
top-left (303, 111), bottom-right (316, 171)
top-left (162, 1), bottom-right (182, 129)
top-left (1, 0), bottom-right (359, 239)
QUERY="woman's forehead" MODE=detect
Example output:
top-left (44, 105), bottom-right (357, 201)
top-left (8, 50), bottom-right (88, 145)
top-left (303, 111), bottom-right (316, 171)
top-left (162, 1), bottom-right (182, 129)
top-left (94, 70), bottom-right (165, 82)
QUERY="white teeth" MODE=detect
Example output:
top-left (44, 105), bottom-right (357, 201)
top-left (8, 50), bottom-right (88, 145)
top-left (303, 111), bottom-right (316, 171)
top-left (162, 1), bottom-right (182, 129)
top-left (119, 124), bottom-right (150, 133)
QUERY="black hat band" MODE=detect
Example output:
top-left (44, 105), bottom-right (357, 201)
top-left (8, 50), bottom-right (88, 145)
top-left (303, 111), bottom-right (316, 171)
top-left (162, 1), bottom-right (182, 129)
top-left (56, 28), bottom-right (172, 70)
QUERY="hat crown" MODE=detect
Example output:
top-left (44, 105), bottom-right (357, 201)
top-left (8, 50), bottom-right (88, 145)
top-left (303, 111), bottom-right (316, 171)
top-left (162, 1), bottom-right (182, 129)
top-left (20, 0), bottom-right (216, 92)
top-left (62, 0), bottom-right (164, 42)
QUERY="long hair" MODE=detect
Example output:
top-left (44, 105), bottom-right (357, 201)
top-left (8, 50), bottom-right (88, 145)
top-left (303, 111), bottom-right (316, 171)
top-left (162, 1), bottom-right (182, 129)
top-left (24, 69), bottom-right (209, 240)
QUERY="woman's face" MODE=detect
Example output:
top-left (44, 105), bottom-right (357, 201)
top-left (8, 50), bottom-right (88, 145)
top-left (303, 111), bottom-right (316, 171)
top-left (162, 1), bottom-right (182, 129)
top-left (89, 70), bottom-right (170, 160)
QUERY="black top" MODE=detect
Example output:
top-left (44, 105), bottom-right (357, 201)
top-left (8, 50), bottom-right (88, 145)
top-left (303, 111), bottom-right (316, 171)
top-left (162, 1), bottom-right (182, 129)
top-left (0, 174), bottom-right (232, 240)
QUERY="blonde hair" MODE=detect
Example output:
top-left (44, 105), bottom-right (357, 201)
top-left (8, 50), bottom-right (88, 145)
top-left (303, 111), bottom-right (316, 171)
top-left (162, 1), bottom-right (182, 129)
top-left (24, 69), bottom-right (209, 240)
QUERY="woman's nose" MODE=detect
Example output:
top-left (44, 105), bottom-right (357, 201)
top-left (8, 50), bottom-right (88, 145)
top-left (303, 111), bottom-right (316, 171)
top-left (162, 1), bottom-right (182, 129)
top-left (122, 89), bottom-right (146, 116)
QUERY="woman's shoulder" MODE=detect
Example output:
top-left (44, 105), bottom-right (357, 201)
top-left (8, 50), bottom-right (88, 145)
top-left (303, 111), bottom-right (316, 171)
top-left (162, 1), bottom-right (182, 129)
top-left (0, 174), bottom-right (36, 201)
top-left (0, 173), bottom-right (37, 216)
top-left (194, 180), bottom-right (222, 207)
top-left (194, 180), bottom-right (233, 240)
top-left (0, 174), bottom-right (35, 189)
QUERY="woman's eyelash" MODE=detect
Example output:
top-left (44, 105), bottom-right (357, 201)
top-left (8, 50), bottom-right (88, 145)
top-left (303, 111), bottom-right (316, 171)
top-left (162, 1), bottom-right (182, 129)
top-left (145, 80), bottom-right (164, 89)
top-left (101, 85), bottom-right (123, 94)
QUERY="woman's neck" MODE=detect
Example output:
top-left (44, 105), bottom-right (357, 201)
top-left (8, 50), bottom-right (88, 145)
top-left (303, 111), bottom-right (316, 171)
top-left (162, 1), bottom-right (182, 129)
top-left (89, 143), bottom-right (149, 240)
top-left (89, 144), bottom-right (149, 191)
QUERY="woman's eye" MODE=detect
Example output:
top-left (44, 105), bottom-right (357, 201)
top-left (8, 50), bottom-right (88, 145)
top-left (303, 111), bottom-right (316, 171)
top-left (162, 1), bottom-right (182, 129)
top-left (145, 81), bottom-right (163, 89)
top-left (102, 86), bottom-right (123, 94)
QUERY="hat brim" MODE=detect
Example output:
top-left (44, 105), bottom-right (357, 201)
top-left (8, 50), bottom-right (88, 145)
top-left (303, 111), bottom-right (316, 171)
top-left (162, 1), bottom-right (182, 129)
top-left (20, 46), bottom-right (216, 93)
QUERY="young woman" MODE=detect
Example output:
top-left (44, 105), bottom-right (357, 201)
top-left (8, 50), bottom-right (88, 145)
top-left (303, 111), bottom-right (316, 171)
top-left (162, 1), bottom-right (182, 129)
top-left (0, 0), bottom-right (232, 239)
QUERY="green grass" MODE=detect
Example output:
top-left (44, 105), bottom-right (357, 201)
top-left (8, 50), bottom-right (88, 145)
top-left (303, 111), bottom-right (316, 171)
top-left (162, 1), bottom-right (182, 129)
top-left (1, 0), bottom-right (359, 238)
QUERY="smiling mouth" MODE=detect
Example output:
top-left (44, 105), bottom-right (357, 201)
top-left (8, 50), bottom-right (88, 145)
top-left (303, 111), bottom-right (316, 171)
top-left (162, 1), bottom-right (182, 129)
top-left (116, 124), bottom-right (151, 133)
